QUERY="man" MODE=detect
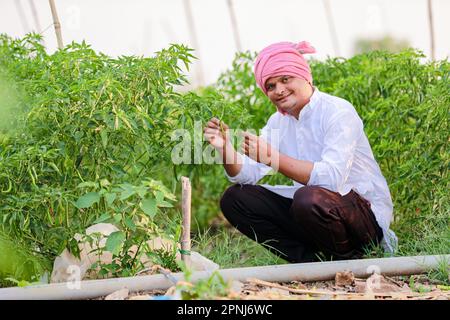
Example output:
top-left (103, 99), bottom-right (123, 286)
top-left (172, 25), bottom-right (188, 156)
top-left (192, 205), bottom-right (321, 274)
top-left (204, 41), bottom-right (397, 263)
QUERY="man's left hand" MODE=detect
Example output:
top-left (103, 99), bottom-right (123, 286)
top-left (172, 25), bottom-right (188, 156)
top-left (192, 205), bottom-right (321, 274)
top-left (241, 132), bottom-right (277, 166)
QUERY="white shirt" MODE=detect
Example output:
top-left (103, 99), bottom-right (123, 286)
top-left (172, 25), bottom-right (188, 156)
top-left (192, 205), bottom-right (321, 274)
top-left (225, 87), bottom-right (398, 253)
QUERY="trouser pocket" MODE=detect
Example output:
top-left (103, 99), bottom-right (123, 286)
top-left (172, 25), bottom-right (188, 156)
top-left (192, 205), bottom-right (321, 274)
top-left (340, 191), bottom-right (383, 249)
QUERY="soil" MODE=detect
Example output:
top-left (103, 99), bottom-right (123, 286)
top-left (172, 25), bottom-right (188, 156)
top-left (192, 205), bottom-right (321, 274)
top-left (96, 273), bottom-right (450, 300)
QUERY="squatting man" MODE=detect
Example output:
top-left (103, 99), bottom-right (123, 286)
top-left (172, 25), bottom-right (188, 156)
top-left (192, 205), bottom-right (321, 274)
top-left (203, 41), bottom-right (397, 263)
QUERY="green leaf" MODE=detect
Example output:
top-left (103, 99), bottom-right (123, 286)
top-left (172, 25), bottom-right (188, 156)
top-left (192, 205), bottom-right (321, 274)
top-left (100, 130), bottom-right (108, 148)
top-left (77, 181), bottom-right (98, 189)
top-left (106, 231), bottom-right (125, 255)
top-left (124, 217), bottom-right (136, 231)
top-left (141, 197), bottom-right (157, 218)
top-left (100, 179), bottom-right (110, 188)
top-left (155, 190), bottom-right (164, 203)
top-left (75, 192), bottom-right (101, 209)
top-left (136, 185), bottom-right (148, 198)
top-left (119, 184), bottom-right (135, 201)
top-left (104, 192), bottom-right (117, 206)
top-left (157, 200), bottom-right (173, 208)
top-left (93, 213), bottom-right (111, 224)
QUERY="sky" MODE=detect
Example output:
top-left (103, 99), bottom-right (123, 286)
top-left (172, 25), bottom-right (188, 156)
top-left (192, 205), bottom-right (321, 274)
top-left (1, 0), bottom-right (449, 88)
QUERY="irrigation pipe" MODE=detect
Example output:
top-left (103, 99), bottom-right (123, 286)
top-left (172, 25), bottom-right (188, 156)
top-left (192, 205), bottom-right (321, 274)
top-left (0, 255), bottom-right (448, 300)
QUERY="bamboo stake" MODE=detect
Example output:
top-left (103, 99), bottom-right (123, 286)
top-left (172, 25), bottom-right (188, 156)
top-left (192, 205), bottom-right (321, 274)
top-left (322, 0), bottom-right (341, 56)
top-left (48, 0), bottom-right (63, 49)
top-left (226, 0), bottom-right (242, 52)
top-left (181, 176), bottom-right (191, 267)
top-left (182, 0), bottom-right (205, 86)
top-left (427, 0), bottom-right (435, 60)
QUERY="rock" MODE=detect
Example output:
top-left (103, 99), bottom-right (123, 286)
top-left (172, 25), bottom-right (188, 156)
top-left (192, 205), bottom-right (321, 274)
top-left (354, 280), bottom-right (367, 293)
top-left (50, 223), bottom-right (219, 283)
top-left (365, 273), bottom-right (409, 294)
top-left (50, 223), bottom-right (119, 283)
top-left (104, 288), bottom-right (129, 300)
top-left (335, 270), bottom-right (355, 287)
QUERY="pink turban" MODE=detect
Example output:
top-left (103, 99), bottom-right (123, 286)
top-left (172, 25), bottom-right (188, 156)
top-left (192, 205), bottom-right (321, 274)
top-left (254, 41), bottom-right (316, 95)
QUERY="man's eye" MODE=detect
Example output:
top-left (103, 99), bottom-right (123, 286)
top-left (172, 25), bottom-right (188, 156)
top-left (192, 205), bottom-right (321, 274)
top-left (282, 77), bottom-right (289, 83)
top-left (266, 84), bottom-right (274, 91)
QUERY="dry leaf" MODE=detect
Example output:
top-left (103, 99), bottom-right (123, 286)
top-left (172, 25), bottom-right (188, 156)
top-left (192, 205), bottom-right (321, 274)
top-left (335, 270), bottom-right (355, 287)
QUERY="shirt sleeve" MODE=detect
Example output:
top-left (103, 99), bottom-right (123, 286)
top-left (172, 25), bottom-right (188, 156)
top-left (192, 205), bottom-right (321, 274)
top-left (224, 154), bottom-right (272, 184)
top-left (224, 115), bottom-right (278, 185)
top-left (307, 109), bottom-right (364, 193)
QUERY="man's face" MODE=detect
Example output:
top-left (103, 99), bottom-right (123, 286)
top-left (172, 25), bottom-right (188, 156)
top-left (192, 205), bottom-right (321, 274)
top-left (265, 75), bottom-right (312, 117)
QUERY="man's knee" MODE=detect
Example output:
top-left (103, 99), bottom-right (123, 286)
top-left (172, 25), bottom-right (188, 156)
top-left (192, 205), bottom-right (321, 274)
top-left (290, 186), bottom-right (326, 222)
top-left (220, 184), bottom-right (254, 218)
top-left (220, 184), bottom-right (240, 214)
top-left (220, 184), bottom-right (264, 221)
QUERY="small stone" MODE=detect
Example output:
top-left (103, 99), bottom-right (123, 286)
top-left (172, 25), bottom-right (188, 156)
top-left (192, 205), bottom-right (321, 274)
top-left (365, 273), bottom-right (405, 294)
top-left (104, 288), bottom-right (129, 300)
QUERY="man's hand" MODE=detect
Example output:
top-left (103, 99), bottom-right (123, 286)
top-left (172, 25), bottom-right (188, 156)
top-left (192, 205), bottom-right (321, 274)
top-left (241, 131), bottom-right (278, 167)
top-left (204, 117), bottom-right (231, 151)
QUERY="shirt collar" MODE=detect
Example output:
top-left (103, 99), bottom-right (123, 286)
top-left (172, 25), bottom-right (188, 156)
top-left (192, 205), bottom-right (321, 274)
top-left (298, 86), bottom-right (320, 120)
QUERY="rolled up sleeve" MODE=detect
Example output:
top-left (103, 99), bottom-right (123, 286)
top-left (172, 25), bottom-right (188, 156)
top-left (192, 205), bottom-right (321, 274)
top-left (307, 111), bottom-right (364, 193)
top-left (224, 154), bottom-right (272, 184)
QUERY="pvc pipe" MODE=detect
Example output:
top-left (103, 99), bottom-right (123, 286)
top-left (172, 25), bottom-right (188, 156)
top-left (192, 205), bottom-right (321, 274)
top-left (0, 255), bottom-right (448, 300)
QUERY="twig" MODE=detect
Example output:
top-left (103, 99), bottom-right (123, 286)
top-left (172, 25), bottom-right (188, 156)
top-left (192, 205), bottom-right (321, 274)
top-left (247, 278), bottom-right (359, 297)
top-left (246, 278), bottom-right (428, 299)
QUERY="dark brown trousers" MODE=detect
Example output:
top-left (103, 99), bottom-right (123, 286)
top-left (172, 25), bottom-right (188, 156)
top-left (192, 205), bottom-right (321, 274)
top-left (220, 184), bottom-right (383, 263)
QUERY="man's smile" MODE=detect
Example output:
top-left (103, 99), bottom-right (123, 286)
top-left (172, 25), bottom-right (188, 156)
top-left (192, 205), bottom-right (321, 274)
top-left (277, 93), bottom-right (292, 102)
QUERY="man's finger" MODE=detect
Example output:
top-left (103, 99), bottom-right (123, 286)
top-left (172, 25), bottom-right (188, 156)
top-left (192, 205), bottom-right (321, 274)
top-left (240, 131), bottom-right (258, 140)
top-left (210, 117), bottom-right (221, 126)
top-left (206, 121), bottom-right (219, 129)
top-left (204, 133), bottom-right (214, 140)
top-left (204, 128), bottom-right (220, 135)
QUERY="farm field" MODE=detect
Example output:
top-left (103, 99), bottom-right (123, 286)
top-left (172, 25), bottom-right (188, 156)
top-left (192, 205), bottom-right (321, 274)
top-left (0, 33), bottom-right (448, 300)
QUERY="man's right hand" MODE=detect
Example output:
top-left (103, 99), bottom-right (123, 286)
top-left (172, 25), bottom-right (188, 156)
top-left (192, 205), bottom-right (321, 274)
top-left (203, 117), bottom-right (231, 151)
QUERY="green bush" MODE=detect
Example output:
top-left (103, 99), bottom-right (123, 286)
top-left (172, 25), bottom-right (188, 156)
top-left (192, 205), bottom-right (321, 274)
top-left (0, 33), bottom-right (248, 280)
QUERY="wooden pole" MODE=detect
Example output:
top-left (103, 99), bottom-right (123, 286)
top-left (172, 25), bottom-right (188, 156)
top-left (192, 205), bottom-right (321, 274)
top-left (322, 0), bottom-right (341, 56)
top-left (226, 0), bottom-right (242, 52)
top-left (48, 0), bottom-right (63, 49)
top-left (182, 0), bottom-right (205, 86)
top-left (427, 0), bottom-right (435, 60)
top-left (181, 176), bottom-right (191, 267)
